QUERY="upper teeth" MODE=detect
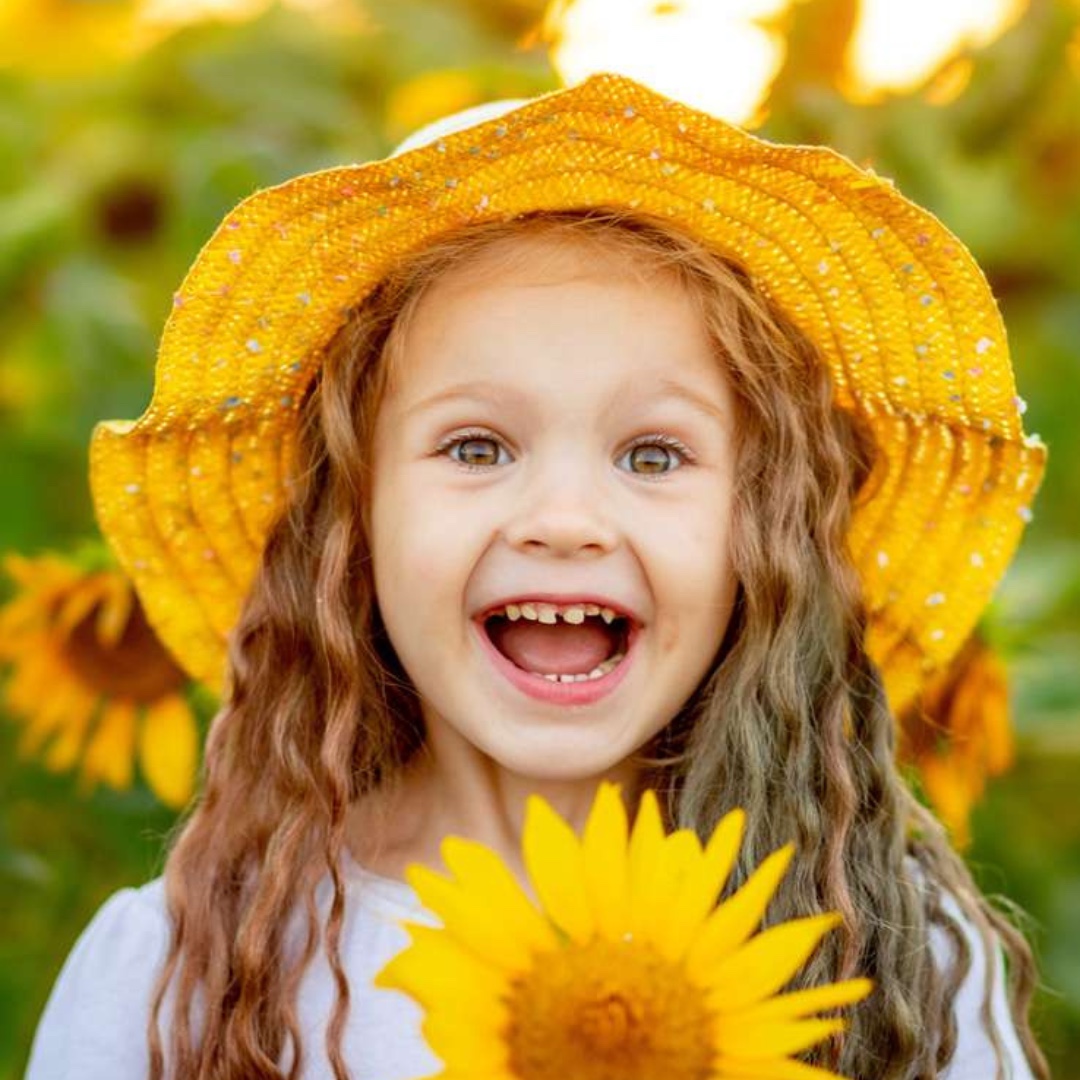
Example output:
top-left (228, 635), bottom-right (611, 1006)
top-left (497, 602), bottom-right (620, 625)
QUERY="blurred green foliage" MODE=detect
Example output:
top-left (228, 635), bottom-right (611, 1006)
top-left (1, 0), bottom-right (1078, 1076)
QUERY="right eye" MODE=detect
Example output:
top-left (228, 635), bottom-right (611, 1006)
top-left (439, 432), bottom-right (512, 470)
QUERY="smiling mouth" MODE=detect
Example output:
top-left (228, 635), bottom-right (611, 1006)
top-left (482, 603), bottom-right (632, 683)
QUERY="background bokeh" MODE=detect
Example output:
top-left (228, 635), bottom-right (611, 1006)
top-left (1, 0), bottom-right (1077, 1076)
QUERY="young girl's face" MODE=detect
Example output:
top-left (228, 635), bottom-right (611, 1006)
top-left (369, 235), bottom-right (738, 784)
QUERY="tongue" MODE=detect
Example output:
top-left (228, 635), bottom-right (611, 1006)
top-left (488, 620), bottom-right (615, 675)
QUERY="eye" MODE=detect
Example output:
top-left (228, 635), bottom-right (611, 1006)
top-left (617, 435), bottom-right (692, 477)
top-left (438, 431), bottom-right (512, 470)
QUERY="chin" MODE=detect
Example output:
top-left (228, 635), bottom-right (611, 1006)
top-left (479, 727), bottom-right (637, 785)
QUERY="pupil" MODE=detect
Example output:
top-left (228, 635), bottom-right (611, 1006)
top-left (630, 444), bottom-right (670, 473)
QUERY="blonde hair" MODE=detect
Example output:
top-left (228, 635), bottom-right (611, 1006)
top-left (149, 207), bottom-right (1047, 1079)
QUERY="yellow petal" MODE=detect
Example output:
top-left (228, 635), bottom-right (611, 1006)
top-left (581, 780), bottom-right (630, 942)
top-left (0, 593), bottom-right (53, 643)
top-left (54, 575), bottom-right (108, 638)
top-left (41, 696), bottom-right (97, 772)
top-left (421, 1005), bottom-right (509, 1071)
top-left (6, 649), bottom-right (56, 713)
top-left (405, 863), bottom-right (541, 973)
top-left (81, 699), bottom-right (136, 790)
top-left (729, 978), bottom-right (873, 1025)
top-left (374, 922), bottom-right (509, 1016)
top-left (24, 680), bottom-right (96, 759)
top-left (94, 573), bottom-right (135, 647)
top-left (522, 793), bottom-right (594, 944)
top-left (712, 1056), bottom-right (848, 1080)
top-left (685, 843), bottom-right (794, 984)
top-left (8, 652), bottom-right (86, 748)
top-left (716, 1015), bottom-right (846, 1058)
top-left (439, 836), bottom-right (559, 964)
top-left (706, 913), bottom-right (842, 1013)
top-left (652, 808), bottom-right (745, 964)
top-left (633, 829), bottom-right (701, 945)
top-left (626, 788), bottom-right (671, 934)
top-left (138, 693), bottom-right (198, 808)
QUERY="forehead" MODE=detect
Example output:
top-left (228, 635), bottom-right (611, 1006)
top-left (388, 233), bottom-right (714, 395)
top-left (427, 229), bottom-right (673, 292)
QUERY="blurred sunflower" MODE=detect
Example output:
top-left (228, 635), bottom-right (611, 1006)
top-left (384, 68), bottom-right (486, 142)
top-left (0, 550), bottom-right (197, 808)
top-left (376, 781), bottom-right (872, 1080)
top-left (0, 0), bottom-right (152, 78)
top-left (899, 632), bottom-right (1015, 847)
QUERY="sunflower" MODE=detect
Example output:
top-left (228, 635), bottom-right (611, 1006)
top-left (375, 782), bottom-right (872, 1080)
top-left (899, 631), bottom-right (1015, 846)
top-left (0, 0), bottom-right (150, 78)
top-left (0, 550), bottom-right (197, 808)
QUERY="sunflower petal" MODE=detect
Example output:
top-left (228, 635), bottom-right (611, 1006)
top-left (652, 808), bottom-right (745, 964)
top-left (11, 657), bottom-right (94, 756)
top-left (728, 978), bottom-right (873, 1024)
top-left (406, 863), bottom-right (540, 973)
top-left (716, 1015), bottom-right (846, 1058)
top-left (94, 573), bottom-right (135, 647)
top-left (54, 575), bottom-right (109, 638)
top-left (706, 913), bottom-right (842, 1013)
top-left (627, 789), bottom-right (672, 934)
top-left (439, 836), bottom-right (558, 961)
top-left (522, 794), bottom-right (594, 944)
top-left (582, 781), bottom-right (630, 941)
top-left (713, 1056), bottom-right (849, 1080)
top-left (685, 843), bottom-right (794, 983)
top-left (41, 694), bottom-right (97, 772)
top-left (138, 693), bottom-right (198, 808)
top-left (634, 829), bottom-right (701, 944)
top-left (81, 699), bottom-right (137, 790)
top-left (374, 922), bottom-right (509, 1016)
top-left (422, 1004), bottom-right (509, 1070)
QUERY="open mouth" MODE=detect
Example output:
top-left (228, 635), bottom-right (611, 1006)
top-left (480, 601), bottom-right (633, 684)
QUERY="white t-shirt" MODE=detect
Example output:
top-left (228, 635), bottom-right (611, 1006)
top-left (24, 852), bottom-right (1035, 1080)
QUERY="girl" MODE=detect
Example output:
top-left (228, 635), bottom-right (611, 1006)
top-left (26, 73), bottom-right (1048, 1079)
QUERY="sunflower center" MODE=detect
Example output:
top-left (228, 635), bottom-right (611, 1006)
top-left (61, 599), bottom-right (187, 703)
top-left (504, 938), bottom-right (715, 1080)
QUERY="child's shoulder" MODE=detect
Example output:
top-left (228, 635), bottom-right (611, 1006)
top-left (24, 878), bottom-right (171, 1080)
top-left (59, 876), bottom-right (171, 973)
top-left (87, 875), bottom-right (170, 931)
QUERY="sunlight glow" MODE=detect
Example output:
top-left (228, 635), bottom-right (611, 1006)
top-left (845, 0), bottom-right (1029, 100)
top-left (139, 0), bottom-right (360, 30)
top-left (543, 0), bottom-right (793, 128)
top-left (139, 0), bottom-right (270, 26)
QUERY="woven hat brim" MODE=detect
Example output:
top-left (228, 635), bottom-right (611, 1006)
top-left (89, 72), bottom-right (1046, 701)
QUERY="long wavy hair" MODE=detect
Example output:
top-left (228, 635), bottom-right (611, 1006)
top-left (148, 207), bottom-right (1048, 1079)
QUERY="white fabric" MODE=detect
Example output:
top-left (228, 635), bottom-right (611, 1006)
top-left (25, 854), bottom-right (1034, 1080)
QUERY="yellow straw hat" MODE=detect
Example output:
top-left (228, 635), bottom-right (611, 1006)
top-left (89, 72), bottom-right (1046, 708)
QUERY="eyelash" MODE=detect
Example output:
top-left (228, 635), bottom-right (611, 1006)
top-left (433, 428), bottom-right (696, 478)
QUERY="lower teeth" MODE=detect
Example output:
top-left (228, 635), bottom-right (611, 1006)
top-left (530, 651), bottom-right (626, 683)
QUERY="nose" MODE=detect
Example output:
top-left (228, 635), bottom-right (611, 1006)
top-left (503, 456), bottom-right (620, 558)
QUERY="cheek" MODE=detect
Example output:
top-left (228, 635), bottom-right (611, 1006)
top-left (371, 470), bottom-right (489, 606)
top-left (649, 495), bottom-right (736, 651)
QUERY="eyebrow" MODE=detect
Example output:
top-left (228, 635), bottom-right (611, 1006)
top-left (647, 378), bottom-right (729, 425)
top-left (405, 377), bottom-right (728, 425)
top-left (404, 380), bottom-right (524, 420)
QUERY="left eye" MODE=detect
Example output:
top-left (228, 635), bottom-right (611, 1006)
top-left (617, 440), bottom-right (687, 475)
